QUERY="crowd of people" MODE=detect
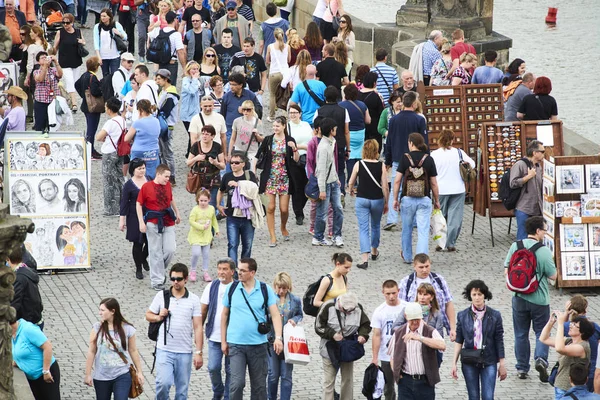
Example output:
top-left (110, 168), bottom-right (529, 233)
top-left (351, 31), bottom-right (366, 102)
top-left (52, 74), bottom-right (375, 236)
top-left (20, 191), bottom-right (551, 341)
top-left (0, 0), bottom-right (583, 399)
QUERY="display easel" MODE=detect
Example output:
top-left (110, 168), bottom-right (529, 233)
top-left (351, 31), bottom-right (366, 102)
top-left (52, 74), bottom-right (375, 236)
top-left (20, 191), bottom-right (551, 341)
top-left (547, 154), bottom-right (600, 288)
top-left (471, 120), bottom-right (564, 246)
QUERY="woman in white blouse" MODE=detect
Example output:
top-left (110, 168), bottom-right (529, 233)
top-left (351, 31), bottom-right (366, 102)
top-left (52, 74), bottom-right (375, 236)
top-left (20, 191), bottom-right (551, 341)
top-left (266, 28), bottom-right (290, 122)
top-left (281, 49), bottom-right (311, 92)
top-left (286, 104), bottom-right (312, 226)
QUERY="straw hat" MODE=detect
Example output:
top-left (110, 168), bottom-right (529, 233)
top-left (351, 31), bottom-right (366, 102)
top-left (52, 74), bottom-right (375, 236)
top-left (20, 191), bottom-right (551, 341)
top-left (4, 86), bottom-right (28, 101)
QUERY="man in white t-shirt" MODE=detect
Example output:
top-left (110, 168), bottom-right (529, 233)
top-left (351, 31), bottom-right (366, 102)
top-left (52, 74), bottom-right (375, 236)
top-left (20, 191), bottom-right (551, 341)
top-left (157, 11), bottom-right (186, 84)
top-left (200, 258), bottom-right (236, 400)
top-left (371, 280), bottom-right (404, 400)
top-left (132, 64), bottom-right (159, 122)
top-left (146, 263), bottom-right (203, 400)
top-left (112, 52), bottom-right (135, 100)
top-left (189, 95), bottom-right (228, 156)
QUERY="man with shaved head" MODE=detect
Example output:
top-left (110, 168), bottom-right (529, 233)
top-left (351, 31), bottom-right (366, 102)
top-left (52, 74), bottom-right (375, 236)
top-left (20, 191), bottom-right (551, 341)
top-left (288, 64), bottom-right (326, 125)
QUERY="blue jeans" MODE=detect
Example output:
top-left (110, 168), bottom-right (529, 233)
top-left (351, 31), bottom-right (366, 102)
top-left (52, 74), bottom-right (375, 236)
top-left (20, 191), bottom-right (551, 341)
top-left (101, 57), bottom-right (121, 78)
top-left (461, 363), bottom-right (497, 400)
top-left (400, 196), bottom-right (432, 262)
top-left (355, 197), bottom-right (384, 254)
top-left (314, 181), bottom-right (344, 241)
top-left (77, 0), bottom-right (87, 23)
top-left (439, 192), bottom-right (465, 248)
top-left (130, 149), bottom-right (159, 179)
top-left (512, 295), bottom-right (550, 373)
top-left (155, 349), bottom-right (193, 400)
top-left (397, 374), bottom-right (435, 399)
top-left (208, 341), bottom-right (230, 400)
top-left (386, 161), bottom-right (399, 224)
top-left (515, 209), bottom-right (531, 240)
top-left (93, 371), bottom-right (132, 400)
top-left (268, 353), bottom-right (293, 400)
top-left (226, 216), bottom-right (255, 265)
top-left (229, 343), bottom-right (269, 400)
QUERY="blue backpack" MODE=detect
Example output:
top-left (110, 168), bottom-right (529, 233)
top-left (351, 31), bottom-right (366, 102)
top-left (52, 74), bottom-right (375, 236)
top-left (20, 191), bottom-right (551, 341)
top-left (147, 29), bottom-right (177, 64)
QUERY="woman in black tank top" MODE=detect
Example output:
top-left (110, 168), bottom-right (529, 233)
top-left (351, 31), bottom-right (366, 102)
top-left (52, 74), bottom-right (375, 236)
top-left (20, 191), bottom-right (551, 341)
top-left (53, 13), bottom-right (85, 111)
top-left (347, 139), bottom-right (389, 269)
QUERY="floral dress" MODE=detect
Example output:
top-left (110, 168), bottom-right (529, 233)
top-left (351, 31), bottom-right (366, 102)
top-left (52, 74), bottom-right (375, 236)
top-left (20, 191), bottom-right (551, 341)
top-left (452, 66), bottom-right (472, 85)
top-left (266, 137), bottom-right (289, 195)
top-left (430, 58), bottom-right (452, 86)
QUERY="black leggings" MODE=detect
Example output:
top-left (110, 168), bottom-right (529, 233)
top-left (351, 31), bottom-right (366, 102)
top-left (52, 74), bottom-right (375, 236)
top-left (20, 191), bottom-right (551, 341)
top-left (28, 360), bottom-right (61, 400)
top-left (132, 237), bottom-right (148, 268)
top-left (183, 120), bottom-right (191, 157)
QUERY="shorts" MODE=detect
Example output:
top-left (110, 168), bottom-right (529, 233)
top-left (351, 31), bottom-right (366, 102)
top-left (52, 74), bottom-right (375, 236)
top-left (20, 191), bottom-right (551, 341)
top-left (61, 66), bottom-right (82, 93)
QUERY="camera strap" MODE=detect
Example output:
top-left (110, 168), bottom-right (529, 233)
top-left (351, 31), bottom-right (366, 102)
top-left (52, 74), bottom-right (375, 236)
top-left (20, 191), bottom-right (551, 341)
top-left (240, 288), bottom-right (261, 323)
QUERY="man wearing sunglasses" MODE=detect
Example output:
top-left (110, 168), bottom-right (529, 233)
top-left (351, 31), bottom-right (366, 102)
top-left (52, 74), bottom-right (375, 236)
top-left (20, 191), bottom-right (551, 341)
top-left (183, 14), bottom-right (214, 63)
top-left (214, 0), bottom-right (250, 49)
top-left (508, 140), bottom-right (545, 240)
top-left (111, 52), bottom-right (134, 100)
top-left (147, 263), bottom-right (204, 400)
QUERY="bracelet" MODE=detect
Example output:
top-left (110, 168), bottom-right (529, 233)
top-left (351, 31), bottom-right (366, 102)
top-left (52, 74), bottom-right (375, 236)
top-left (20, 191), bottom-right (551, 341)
top-left (275, 336), bottom-right (283, 341)
top-left (194, 350), bottom-right (203, 355)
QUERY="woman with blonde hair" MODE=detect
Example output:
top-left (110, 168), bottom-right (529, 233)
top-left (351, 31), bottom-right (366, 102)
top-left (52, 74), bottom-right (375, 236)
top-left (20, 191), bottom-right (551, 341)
top-left (268, 272), bottom-right (303, 400)
top-left (286, 28), bottom-right (306, 66)
top-left (200, 47), bottom-right (221, 77)
top-left (266, 28), bottom-right (290, 121)
top-left (430, 129), bottom-right (474, 251)
top-left (181, 61), bottom-right (202, 156)
top-left (148, 0), bottom-right (175, 32)
top-left (451, 52), bottom-right (477, 85)
top-left (229, 100), bottom-right (264, 170)
top-left (430, 39), bottom-right (452, 86)
top-left (347, 139), bottom-right (387, 269)
top-left (25, 26), bottom-right (50, 88)
top-left (209, 0), bottom-right (225, 28)
top-left (281, 49), bottom-right (311, 92)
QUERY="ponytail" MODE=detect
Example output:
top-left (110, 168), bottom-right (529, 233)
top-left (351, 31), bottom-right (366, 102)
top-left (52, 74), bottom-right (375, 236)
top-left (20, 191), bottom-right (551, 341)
top-left (332, 252), bottom-right (353, 264)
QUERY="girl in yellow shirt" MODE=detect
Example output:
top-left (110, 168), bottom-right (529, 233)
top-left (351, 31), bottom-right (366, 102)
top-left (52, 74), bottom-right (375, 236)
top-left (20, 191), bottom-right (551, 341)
top-left (187, 189), bottom-right (219, 282)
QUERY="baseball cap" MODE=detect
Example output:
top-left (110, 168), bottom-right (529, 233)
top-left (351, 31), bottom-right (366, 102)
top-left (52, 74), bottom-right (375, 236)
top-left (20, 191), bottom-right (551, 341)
top-left (226, 1), bottom-right (236, 9)
top-left (156, 69), bottom-right (171, 81)
top-left (120, 52), bottom-right (135, 61)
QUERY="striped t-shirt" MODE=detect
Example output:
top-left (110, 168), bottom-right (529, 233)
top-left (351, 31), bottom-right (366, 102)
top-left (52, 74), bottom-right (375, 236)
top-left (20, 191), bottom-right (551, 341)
top-left (371, 62), bottom-right (399, 105)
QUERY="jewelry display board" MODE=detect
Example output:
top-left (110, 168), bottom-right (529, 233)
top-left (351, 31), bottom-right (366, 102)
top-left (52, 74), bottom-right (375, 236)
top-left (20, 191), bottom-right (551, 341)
top-left (545, 154), bottom-right (600, 288)
top-left (471, 120), bottom-right (564, 246)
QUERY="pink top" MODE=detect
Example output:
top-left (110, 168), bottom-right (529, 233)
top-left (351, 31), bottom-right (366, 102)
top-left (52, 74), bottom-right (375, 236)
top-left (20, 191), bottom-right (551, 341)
top-left (322, 0), bottom-right (339, 23)
top-left (150, 14), bottom-right (169, 29)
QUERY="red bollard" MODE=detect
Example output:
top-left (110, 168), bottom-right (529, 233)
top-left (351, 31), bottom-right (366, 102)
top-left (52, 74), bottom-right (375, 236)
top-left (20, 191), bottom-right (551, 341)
top-left (545, 7), bottom-right (558, 24)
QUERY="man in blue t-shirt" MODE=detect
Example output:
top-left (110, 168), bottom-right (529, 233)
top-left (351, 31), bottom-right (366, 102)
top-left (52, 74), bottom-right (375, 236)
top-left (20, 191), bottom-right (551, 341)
top-left (289, 65), bottom-right (326, 125)
top-left (472, 50), bottom-right (504, 84)
top-left (221, 258), bottom-right (283, 400)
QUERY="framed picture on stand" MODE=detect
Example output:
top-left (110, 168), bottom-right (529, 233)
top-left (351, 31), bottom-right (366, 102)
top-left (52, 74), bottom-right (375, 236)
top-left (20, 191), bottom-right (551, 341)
top-left (561, 252), bottom-right (590, 281)
top-left (556, 165), bottom-right (585, 194)
top-left (560, 224), bottom-right (588, 251)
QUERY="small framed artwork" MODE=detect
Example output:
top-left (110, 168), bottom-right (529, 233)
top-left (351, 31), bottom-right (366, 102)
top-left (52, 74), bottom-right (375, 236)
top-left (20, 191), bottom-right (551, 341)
top-left (543, 179), bottom-right (555, 197)
top-left (557, 165), bottom-right (585, 194)
top-left (555, 201), bottom-right (571, 218)
top-left (585, 164), bottom-right (600, 192)
top-left (543, 199), bottom-right (555, 219)
top-left (590, 252), bottom-right (600, 279)
top-left (588, 224), bottom-right (600, 251)
top-left (544, 160), bottom-right (555, 181)
top-left (581, 194), bottom-right (600, 217)
top-left (561, 252), bottom-right (590, 281)
top-left (543, 234), bottom-right (554, 255)
top-left (544, 215), bottom-right (555, 237)
top-left (560, 224), bottom-right (588, 251)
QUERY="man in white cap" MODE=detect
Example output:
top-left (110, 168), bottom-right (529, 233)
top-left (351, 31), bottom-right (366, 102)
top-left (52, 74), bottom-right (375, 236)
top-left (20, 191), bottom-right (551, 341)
top-left (0, 86), bottom-right (27, 131)
top-left (390, 302), bottom-right (446, 400)
top-left (112, 52), bottom-right (135, 100)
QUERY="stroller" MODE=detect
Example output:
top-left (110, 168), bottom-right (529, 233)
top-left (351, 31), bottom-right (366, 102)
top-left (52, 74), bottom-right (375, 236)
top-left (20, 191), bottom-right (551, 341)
top-left (38, 0), bottom-right (67, 43)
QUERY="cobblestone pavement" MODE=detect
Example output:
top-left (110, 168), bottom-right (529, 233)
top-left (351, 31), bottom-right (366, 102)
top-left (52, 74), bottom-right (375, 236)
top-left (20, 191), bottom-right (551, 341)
top-left (28, 26), bottom-right (597, 400)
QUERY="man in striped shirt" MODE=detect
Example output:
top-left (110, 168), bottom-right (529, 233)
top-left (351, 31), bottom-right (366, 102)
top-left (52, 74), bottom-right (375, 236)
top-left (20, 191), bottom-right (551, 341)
top-left (371, 48), bottom-right (399, 105)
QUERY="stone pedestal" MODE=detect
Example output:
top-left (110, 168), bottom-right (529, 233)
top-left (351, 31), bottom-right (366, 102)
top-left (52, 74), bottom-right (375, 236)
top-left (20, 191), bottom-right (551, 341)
top-left (396, 2), bottom-right (429, 27)
top-left (428, 16), bottom-right (487, 40)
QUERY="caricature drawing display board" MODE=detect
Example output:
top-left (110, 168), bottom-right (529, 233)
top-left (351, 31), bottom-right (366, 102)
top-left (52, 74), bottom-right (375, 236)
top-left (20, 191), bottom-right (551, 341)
top-left (4, 133), bottom-right (91, 270)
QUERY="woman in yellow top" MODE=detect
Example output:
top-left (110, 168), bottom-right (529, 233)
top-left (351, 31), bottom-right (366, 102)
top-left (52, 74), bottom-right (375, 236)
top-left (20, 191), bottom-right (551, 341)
top-left (187, 188), bottom-right (219, 283)
top-left (313, 253), bottom-right (352, 308)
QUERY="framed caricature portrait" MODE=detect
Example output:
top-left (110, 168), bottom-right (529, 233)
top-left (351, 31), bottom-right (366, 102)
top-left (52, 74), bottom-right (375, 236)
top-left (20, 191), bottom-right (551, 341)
top-left (561, 252), bottom-right (590, 281)
top-left (586, 164), bottom-right (600, 192)
top-left (560, 224), bottom-right (588, 251)
top-left (556, 165), bottom-right (585, 194)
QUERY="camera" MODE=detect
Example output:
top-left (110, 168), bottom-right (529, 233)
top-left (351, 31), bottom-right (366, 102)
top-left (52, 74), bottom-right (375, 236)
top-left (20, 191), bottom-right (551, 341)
top-left (257, 322), bottom-right (272, 335)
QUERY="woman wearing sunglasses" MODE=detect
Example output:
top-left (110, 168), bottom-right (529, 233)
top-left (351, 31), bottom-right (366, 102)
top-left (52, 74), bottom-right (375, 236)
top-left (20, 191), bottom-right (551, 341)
top-left (200, 47), bottom-right (221, 77)
top-left (53, 13), bottom-right (85, 112)
top-left (229, 100), bottom-right (264, 171)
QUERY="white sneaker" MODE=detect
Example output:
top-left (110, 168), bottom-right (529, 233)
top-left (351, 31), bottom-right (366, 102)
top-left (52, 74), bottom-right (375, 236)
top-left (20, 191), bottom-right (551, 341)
top-left (334, 236), bottom-right (344, 247)
top-left (312, 238), bottom-right (333, 246)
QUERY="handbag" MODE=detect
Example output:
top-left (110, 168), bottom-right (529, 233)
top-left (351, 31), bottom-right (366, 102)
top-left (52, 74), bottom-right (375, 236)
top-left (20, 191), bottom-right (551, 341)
top-left (255, 134), bottom-right (272, 170)
top-left (335, 308), bottom-right (365, 363)
top-left (329, 3), bottom-right (341, 31)
top-left (76, 29), bottom-right (89, 58)
top-left (460, 314), bottom-right (486, 367)
top-left (105, 333), bottom-right (143, 398)
top-left (305, 162), bottom-right (332, 200)
top-left (112, 31), bottom-right (128, 53)
top-left (275, 83), bottom-right (292, 110)
top-left (85, 74), bottom-right (105, 113)
top-left (458, 148), bottom-right (476, 183)
top-left (186, 142), bottom-right (202, 194)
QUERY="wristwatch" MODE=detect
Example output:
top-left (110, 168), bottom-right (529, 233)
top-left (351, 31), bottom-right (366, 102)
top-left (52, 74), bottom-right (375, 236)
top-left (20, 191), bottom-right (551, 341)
top-left (194, 350), bottom-right (203, 355)
top-left (42, 370), bottom-right (50, 375)
top-left (275, 336), bottom-right (283, 341)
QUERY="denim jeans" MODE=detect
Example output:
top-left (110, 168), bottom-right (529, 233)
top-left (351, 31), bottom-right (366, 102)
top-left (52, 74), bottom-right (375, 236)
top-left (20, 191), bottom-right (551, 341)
top-left (512, 295), bottom-right (550, 372)
top-left (130, 149), bottom-right (159, 179)
top-left (386, 161), bottom-right (399, 224)
top-left (137, 10), bottom-right (150, 58)
top-left (397, 374), bottom-right (435, 399)
top-left (155, 349), bottom-right (193, 400)
top-left (77, 0), bottom-right (88, 23)
top-left (93, 371), bottom-right (132, 400)
top-left (208, 341), bottom-right (230, 400)
top-left (84, 111), bottom-right (101, 148)
top-left (355, 197), bottom-right (384, 254)
top-left (461, 363), bottom-right (497, 400)
top-left (400, 196), bottom-right (432, 262)
top-left (229, 343), bottom-right (269, 400)
top-left (267, 352), bottom-right (293, 400)
top-left (439, 192), bottom-right (465, 248)
top-left (101, 57), bottom-right (121, 78)
top-left (515, 209), bottom-right (531, 240)
top-left (226, 216), bottom-right (255, 265)
top-left (314, 181), bottom-right (344, 241)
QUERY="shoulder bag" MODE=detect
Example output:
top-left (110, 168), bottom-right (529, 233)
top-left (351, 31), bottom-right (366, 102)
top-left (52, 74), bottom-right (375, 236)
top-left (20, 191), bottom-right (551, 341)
top-left (302, 80), bottom-right (325, 106)
top-left (275, 82), bottom-right (292, 110)
top-left (242, 117), bottom-right (259, 159)
top-left (85, 74), bottom-right (105, 113)
top-left (76, 29), bottom-right (89, 58)
top-left (328, 1), bottom-right (341, 31)
top-left (458, 148), bottom-right (476, 183)
top-left (105, 331), bottom-right (143, 398)
top-left (359, 160), bottom-right (382, 189)
top-left (255, 134), bottom-right (272, 170)
top-left (334, 307), bottom-right (365, 363)
top-left (305, 161), bottom-right (332, 200)
top-left (459, 313), bottom-right (486, 367)
top-left (186, 142), bottom-right (202, 194)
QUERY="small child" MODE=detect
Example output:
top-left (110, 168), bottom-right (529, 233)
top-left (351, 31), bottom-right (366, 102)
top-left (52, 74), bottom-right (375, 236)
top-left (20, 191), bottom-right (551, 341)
top-left (187, 189), bottom-right (219, 282)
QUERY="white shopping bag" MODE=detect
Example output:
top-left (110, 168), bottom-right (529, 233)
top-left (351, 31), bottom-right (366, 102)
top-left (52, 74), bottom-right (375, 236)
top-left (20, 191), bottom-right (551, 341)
top-left (430, 208), bottom-right (447, 249)
top-left (283, 323), bottom-right (310, 365)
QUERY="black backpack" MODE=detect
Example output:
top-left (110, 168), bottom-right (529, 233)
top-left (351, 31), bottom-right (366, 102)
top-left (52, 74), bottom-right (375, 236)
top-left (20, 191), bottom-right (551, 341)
top-left (147, 29), bottom-right (177, 64)
top-left (148, 289), bottom-right (171, 373)
top-left (100, 69), bottom-right (126, 101)
top-left (499, 158), bottom-right (533, 211)
top-left (302, 274), bottom-right (347, 317)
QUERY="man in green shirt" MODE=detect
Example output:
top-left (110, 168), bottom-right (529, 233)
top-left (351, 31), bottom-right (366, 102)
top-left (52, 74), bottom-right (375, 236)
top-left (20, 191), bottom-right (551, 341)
top-left (504, 216), bottom-right (557, 382)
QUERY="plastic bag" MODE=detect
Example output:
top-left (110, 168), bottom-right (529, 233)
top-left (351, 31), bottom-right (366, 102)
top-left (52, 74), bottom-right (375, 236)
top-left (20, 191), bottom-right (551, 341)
top-left (430, 208), bottom-right (447, 249)
top-left (283, 323), bottom-right (310, 365)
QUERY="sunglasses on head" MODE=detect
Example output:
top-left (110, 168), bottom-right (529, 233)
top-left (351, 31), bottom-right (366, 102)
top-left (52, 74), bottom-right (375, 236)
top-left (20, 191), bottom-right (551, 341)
top-left (170, 276), bottom-right (184, 282)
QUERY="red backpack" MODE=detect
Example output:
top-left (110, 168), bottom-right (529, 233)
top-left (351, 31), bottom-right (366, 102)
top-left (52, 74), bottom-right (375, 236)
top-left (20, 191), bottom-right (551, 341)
top-left (506, 240), bottom-right (544, 294)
